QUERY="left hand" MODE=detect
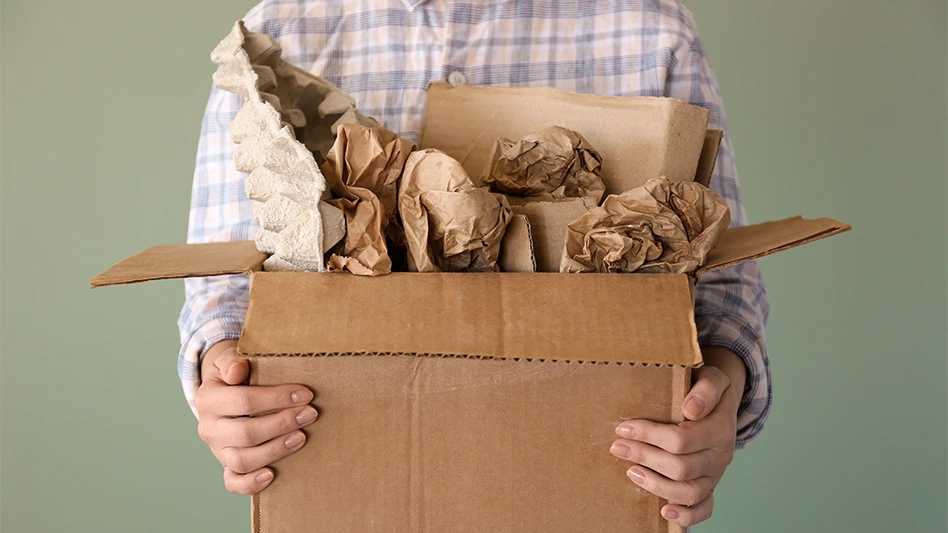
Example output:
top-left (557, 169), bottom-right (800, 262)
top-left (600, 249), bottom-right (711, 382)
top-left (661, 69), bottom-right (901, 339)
top-left (610, 347), bottom-right (746, 528)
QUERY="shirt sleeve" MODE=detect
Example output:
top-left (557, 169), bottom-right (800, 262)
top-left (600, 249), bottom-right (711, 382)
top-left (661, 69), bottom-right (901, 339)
top-left (176, 83), bottom-right (260, 418)
top-left (662, 8), bottom-right (772, 448)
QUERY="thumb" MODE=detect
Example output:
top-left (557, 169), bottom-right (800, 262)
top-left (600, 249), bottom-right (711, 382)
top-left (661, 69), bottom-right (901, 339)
top-left (214, 348), bottom-right (251, 386)
top-left (683, 365), bottom-right (730, 421)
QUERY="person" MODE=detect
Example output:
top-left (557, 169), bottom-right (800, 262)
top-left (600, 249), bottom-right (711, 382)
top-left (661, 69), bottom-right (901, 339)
top-left (181, 0), bottom-right (770, 528)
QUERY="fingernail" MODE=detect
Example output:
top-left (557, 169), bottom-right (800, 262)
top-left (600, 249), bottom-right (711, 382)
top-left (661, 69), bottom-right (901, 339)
top-left (296, 407), bottom-right (318, 425)
top-left (610, 442), bottom-right (632, 459)
top-left (616, 425), bottom-right (636, 439)
top-left (627, 468), bottom-right (646, 485)
top-left (684, 396), bottom-right (706, 418)
top-left (291, 389), bottom-right (313, 405)
top-left (255, 470), bottom-right (273, 484)
top-left (284, 432), bottom-right (305, 449)
top-left (662, 507), bottom-right (679, 520)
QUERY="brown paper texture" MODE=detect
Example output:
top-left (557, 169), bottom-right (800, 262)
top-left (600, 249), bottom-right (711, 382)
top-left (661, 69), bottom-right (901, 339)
top-left (482, 126), bottom-right (605, 202)
top-left (398, 149), bottom-right (512, 272)
top-left (562, 176), bottom-right (730, 274)
top-left (509, 197), bottom-right (597, 272)
top-left (321, 123), bottom-right (415, 276)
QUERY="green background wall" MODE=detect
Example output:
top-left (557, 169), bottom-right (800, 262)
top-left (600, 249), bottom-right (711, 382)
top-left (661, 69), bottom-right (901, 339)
top-left (2, 1), bottom-right (945, 531)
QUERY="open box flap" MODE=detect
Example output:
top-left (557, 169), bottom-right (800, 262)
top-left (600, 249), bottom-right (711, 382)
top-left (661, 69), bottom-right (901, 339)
top-left (239, 272), bottom-right (703, 366)
top-left (418, 82), bottom-right (710, 196)
top-left (90, 241), bottom-right (266, 288)
top-left (698, 216), bottom-right (852, 275)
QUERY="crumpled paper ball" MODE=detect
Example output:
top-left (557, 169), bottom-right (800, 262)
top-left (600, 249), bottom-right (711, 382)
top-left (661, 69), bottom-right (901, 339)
top-left (399, 149), bottom-right (512, 272)
top-left (561, 176), bottom-right (730, 274)
top-left (482, 126), bottom-right (605, 202)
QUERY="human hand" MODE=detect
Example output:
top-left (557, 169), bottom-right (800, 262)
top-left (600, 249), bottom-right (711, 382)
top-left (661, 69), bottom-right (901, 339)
top-left (194, 340), bottom-right (318, 495)
top-left (610, 347), bottom-right (747, 527)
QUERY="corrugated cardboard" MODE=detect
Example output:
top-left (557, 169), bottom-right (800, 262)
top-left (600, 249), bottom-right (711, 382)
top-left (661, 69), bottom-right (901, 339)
top-left (508, 197), bottom-right (598, 272)
top-left (91, 85), bottom-right (851, 533)
top-left (418, 83), bottom-right (710, 196)
top-left (497, 214), bottom-right (535, 272)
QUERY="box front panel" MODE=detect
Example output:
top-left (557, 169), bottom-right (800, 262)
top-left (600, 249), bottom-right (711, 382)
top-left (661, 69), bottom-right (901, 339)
top-left (250, 356), bottom-right (687, 533)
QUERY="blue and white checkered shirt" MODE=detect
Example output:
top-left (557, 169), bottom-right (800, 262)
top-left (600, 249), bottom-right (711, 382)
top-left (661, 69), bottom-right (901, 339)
top-left (180, 0), bottom-right (771, 447)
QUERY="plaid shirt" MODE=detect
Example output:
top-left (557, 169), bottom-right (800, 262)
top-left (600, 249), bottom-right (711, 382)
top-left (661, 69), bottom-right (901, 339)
top-left (181, 0), bottom-right (771, 447)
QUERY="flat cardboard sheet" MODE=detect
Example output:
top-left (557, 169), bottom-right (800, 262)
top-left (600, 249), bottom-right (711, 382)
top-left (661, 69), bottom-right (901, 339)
top-left (89, 242), bottom-right (265, 287)
top-left (238, 272), bottom-right (702, 366)
top-left (699, 216), bottom-right (852, 274)
top-left (250, 356), bottom-right (689, 533)
top-left (418, 83), bottom-right (709, 196)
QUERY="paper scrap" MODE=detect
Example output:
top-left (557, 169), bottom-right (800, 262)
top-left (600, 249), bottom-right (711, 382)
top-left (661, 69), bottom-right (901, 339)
top-left (321, 123), bottom-right (415, 275)
top-left (482, 126), bottom-right (605, 202)
top-left (399, 149), bottom-right (512, 272)
top-left (561, 176), bottom-right (730, 274)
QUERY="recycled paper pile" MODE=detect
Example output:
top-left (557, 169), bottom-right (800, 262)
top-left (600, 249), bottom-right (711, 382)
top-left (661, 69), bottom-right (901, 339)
top-left (91, 20), bottom-right (851, 533)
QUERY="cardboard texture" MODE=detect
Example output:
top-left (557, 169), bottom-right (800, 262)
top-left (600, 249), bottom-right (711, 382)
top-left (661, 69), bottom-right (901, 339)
top-left (509, 197), bottom-right (597, 272)
top-left (92, 80), bottom-right (852, 533)
top-left (497, 215), bottom-right (535, 272)
top-left (418, 83), bottom-right (710, 196)
top-left (695, 130), bottom-right (724, 188)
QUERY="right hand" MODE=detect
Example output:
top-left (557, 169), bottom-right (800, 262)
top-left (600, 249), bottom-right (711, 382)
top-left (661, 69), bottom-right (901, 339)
top-left (194, 340), bottom-right (318, 495)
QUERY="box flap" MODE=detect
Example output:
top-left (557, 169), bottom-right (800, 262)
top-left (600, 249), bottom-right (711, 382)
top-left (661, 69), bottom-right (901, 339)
top-left (698, 216), bottom-right (852, 275)
top-left (90, 241), bottom-right (266, 288)
top-left (418, 82), bottom-right (709, 196)
top-left (694, 129), bottom-right (723, 187)
top-left (240, 272), bottom-right (702, 366)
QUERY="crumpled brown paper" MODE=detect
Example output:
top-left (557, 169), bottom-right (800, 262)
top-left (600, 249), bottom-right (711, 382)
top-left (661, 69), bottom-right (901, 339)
top-left (399, 149), bottom-right (512, 272)
top-left (322, 123), bottom-right (415, 275)
top-left (482, 126), bottom-right (605, 202)
top-left (561, 176), bottom-right (730, 274)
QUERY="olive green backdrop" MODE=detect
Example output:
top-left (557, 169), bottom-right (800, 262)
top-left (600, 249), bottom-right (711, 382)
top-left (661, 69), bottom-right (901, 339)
top-left (2, 1), bottom-right (945, 532)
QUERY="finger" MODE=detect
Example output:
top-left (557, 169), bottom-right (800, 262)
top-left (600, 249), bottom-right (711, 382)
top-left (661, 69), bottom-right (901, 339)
top-left (682, 365), bottom-right (730, 421)
top-left (211, 405), bottom-right (318, 448)
top-left (214, 351), bottom-right (251, 386)
top-left (625, 464), bottom-right (716, 507)
top-left (203, 382), bottom-right (314, 418)
top-left (223, 467), bottom-right (275, 495)
top-left (214, 430), bottom-right (308, 474)
top-left (609, 438), bottom-right (716, 481)
top-left (662, 491), bottom-right (715, 527)
top-left (615, 418), bottom-right (717, 455)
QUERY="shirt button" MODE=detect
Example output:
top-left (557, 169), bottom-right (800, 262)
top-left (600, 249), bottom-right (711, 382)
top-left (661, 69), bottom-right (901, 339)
top-left (447, 70), bottom-right (467, 86)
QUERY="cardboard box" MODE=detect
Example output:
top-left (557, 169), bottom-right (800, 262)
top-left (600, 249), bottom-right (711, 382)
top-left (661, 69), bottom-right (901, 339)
top-left (92, 86), bottom-right (850, 533)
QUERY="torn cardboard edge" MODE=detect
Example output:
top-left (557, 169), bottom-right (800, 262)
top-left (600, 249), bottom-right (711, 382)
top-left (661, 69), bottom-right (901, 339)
top-left (90, 216), bottom-right (851, 287)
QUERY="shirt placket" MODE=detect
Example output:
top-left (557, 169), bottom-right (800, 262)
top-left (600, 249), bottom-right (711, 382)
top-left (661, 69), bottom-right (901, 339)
top-left (441, 0), bottom-right (474, 86)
